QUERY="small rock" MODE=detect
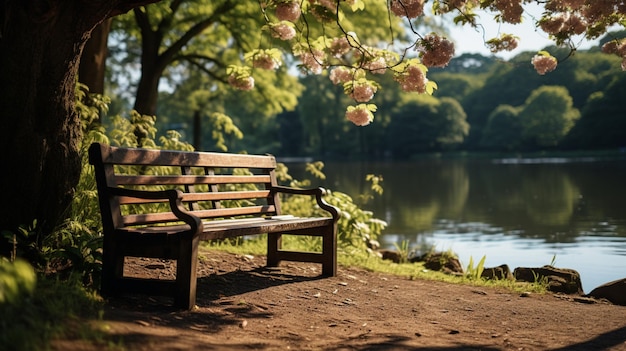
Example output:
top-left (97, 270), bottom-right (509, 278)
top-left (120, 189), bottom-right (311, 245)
top-left (587, 278), bottom-right (626, 306)
top-left (379, 249), bottom-right (403, 263)
top-left (239, 320), bottom-right (248, 328)
top-left (514, 265), bottom-right (583, 295)
top-left (482, 264), bottom-right (514, 280)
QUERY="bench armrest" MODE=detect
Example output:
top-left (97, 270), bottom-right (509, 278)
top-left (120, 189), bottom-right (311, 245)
top-left (108, 187), bottom-right (202, 235)
top-left (272, 186), bottom-right (341, 221)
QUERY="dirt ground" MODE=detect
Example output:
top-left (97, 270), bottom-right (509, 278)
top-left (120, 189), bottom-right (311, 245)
top-left (53, 249), bottom-right (626, 351)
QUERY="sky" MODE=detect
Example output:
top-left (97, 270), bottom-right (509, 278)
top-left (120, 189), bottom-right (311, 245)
top-left (443, 4), bottom-right (601, 59)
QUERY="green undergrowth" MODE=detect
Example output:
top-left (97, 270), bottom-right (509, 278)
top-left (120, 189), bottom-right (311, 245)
top-left (0, 270), bottom-right (104, 351)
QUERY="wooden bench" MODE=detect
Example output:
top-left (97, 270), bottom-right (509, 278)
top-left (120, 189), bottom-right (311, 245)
top-left (88, 142), bottom-right (340, 309)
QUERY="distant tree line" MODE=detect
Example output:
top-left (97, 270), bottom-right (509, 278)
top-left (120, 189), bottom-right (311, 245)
top-left (180, 43), bottom-right (624, 160)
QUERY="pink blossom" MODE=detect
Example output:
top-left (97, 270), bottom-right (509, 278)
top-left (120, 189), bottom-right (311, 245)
top-left (394, 65), bottom-right (428, 93)
top-left (350, 83), bottom-right (377, 103)
top-left (228, 75), bottom-right (255, 91)
top-left (330, 37), bottom-right (352, 58)
top-left (329, 67), bottom-right (354, 85)
top-left (389, 0), bottom-right (425, 19)
top-left (492, 0), bottom-right (523, 24)
top-left (252, 55), bottom-right (279, 70)
top-left (346, 106), bottom-right (373, 126)
top-left (418, 34), bottom-right (455, 68)
top-left (269, 22), bottom-right (296, 41)
top-left (363, 56), bottom-right (387, 74)
top-left (531, 54), bottom-right (558, 75)
top-left (602, 41), bottom-right (620, 55)
top-left (486, 34), bottom-right (519, 53)
top-left (299, 49), bottom-right (325, 74)
top-left (275, 1), bottom-right (301, 22)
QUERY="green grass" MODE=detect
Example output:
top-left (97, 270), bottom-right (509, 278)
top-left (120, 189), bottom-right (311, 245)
top-left (206, 237), bottom-right (548, 294)
top-left (0, 274), bottom-right (104, 351)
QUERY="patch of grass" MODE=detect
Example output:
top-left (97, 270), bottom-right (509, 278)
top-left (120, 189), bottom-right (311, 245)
top-left (0, 274), bottom-right (104, 351)
top-left (203, 240), bottom-right (547, 294)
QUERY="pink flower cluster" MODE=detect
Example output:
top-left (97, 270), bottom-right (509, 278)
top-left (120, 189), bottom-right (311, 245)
top-left (228, 75), bottom-right (255, 91)
top-left (602, 40), bottom-right (626, 71)
top-left (299, 49), bottom-right (325, 74)
top-left (363, 56), bottom-right (387, 74)
top-left (252, 54), bottom-right (280, 70)
top-left (389, 0), bottom-right (425, 19)
top-left (491, 0), bottom-right (523, 24)
top-left (486, 34), bottom-right (519, 53)
top-left (269, 21), bottom-right (296, 41)
top-left (539, 12), bottom-right (587, 37)
top-left (329, 67), bottom-right (354, 85)
top-left (345, 105), bottom-right (374, 126)
top-left (275, 1), bottom-right (301, 22)
top-left (329, 36), bottom-right (352, 58)
top-left (539, 1), bottom-right (626, 41)
top-left (531, 54), bottom-right (558, 75)
top-left (349, 82), bottom-right (377, 102)
top-left (418, 34), bottom-right (455, 68)
top-left (394, 64), bottom-right (428, 93)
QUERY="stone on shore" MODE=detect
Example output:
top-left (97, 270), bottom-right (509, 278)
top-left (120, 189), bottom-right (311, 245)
top-left (513, 265), bottom-right (583, 295)
top-left (587, 278), bottom-right (626, 306)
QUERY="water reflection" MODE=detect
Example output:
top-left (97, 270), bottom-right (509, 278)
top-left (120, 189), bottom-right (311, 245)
top-left (287, 157), bottom-right (626, 291)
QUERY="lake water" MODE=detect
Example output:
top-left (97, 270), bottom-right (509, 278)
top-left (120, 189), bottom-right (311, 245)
top-left (284, 156), bottom-right (626, 293)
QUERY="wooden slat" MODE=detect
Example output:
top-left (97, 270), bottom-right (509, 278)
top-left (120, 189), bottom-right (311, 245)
top-left (191, 205), bottom-right (276, 219)
top-left (114, 174), bottom-right (272, 185)
top-left (122, 212), bottom-right (182, 226)
top-left (118, 197), bottom-right (168, 205)
top-left (101, 144), bottom-right (277, 168)
top-left (117, 190), bottom-right (271, 205)
top-left (182, 190), bottom-right (270, 201)
top-left (121, 205), bottom-right (277, 226)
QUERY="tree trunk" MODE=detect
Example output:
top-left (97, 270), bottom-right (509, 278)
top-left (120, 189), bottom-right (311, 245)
top-left (0, 4), bottom-right (81, 234)
top-left (0, 1), bottom-right (163, 258)
top-left (132, 7), bottom-right (165, 117)
top-left (0, 2), bottom-right (112, 256)
top-left (79, 18), bottom-right (112, 94)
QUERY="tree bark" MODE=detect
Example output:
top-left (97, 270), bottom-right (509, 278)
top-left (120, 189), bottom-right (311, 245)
top-left (0, 0), bottom-right (159, 257)
top-left (79, 18), bottom-right (112, 94)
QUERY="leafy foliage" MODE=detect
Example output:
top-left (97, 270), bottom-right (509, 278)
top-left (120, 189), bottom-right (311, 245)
top-left (518, 86), bottom-right (580, 148)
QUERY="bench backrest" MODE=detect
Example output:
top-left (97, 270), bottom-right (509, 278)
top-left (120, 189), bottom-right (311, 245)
top-left (88, 143), bottom-right (282, 230)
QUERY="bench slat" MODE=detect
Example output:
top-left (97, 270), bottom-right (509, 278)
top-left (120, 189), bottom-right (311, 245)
top-left (121, 205), bottom-right (277, 226)
top-left (114, 174), bottom-right (272, 185)
top-left (101, 145), bottom-right (277, 168)
top-left (117, 190), bottom-right (272, 205)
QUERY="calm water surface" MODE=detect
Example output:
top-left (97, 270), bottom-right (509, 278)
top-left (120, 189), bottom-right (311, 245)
top-left (286, 157), bottom-right (626, 293)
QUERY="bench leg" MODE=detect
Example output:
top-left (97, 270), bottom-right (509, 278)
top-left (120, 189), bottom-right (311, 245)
top-left (101, 235), bottom-right (124, 297)
top-left (322, 225), bottom-right (337, 277)
top-left (174, 235), bottom-right (199, 310)
top-left (267, 233), bottom-right (282, 267)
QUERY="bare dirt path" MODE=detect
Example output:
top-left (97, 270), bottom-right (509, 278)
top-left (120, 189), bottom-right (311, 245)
top-left (53, 250), bottom-right (626, 350)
